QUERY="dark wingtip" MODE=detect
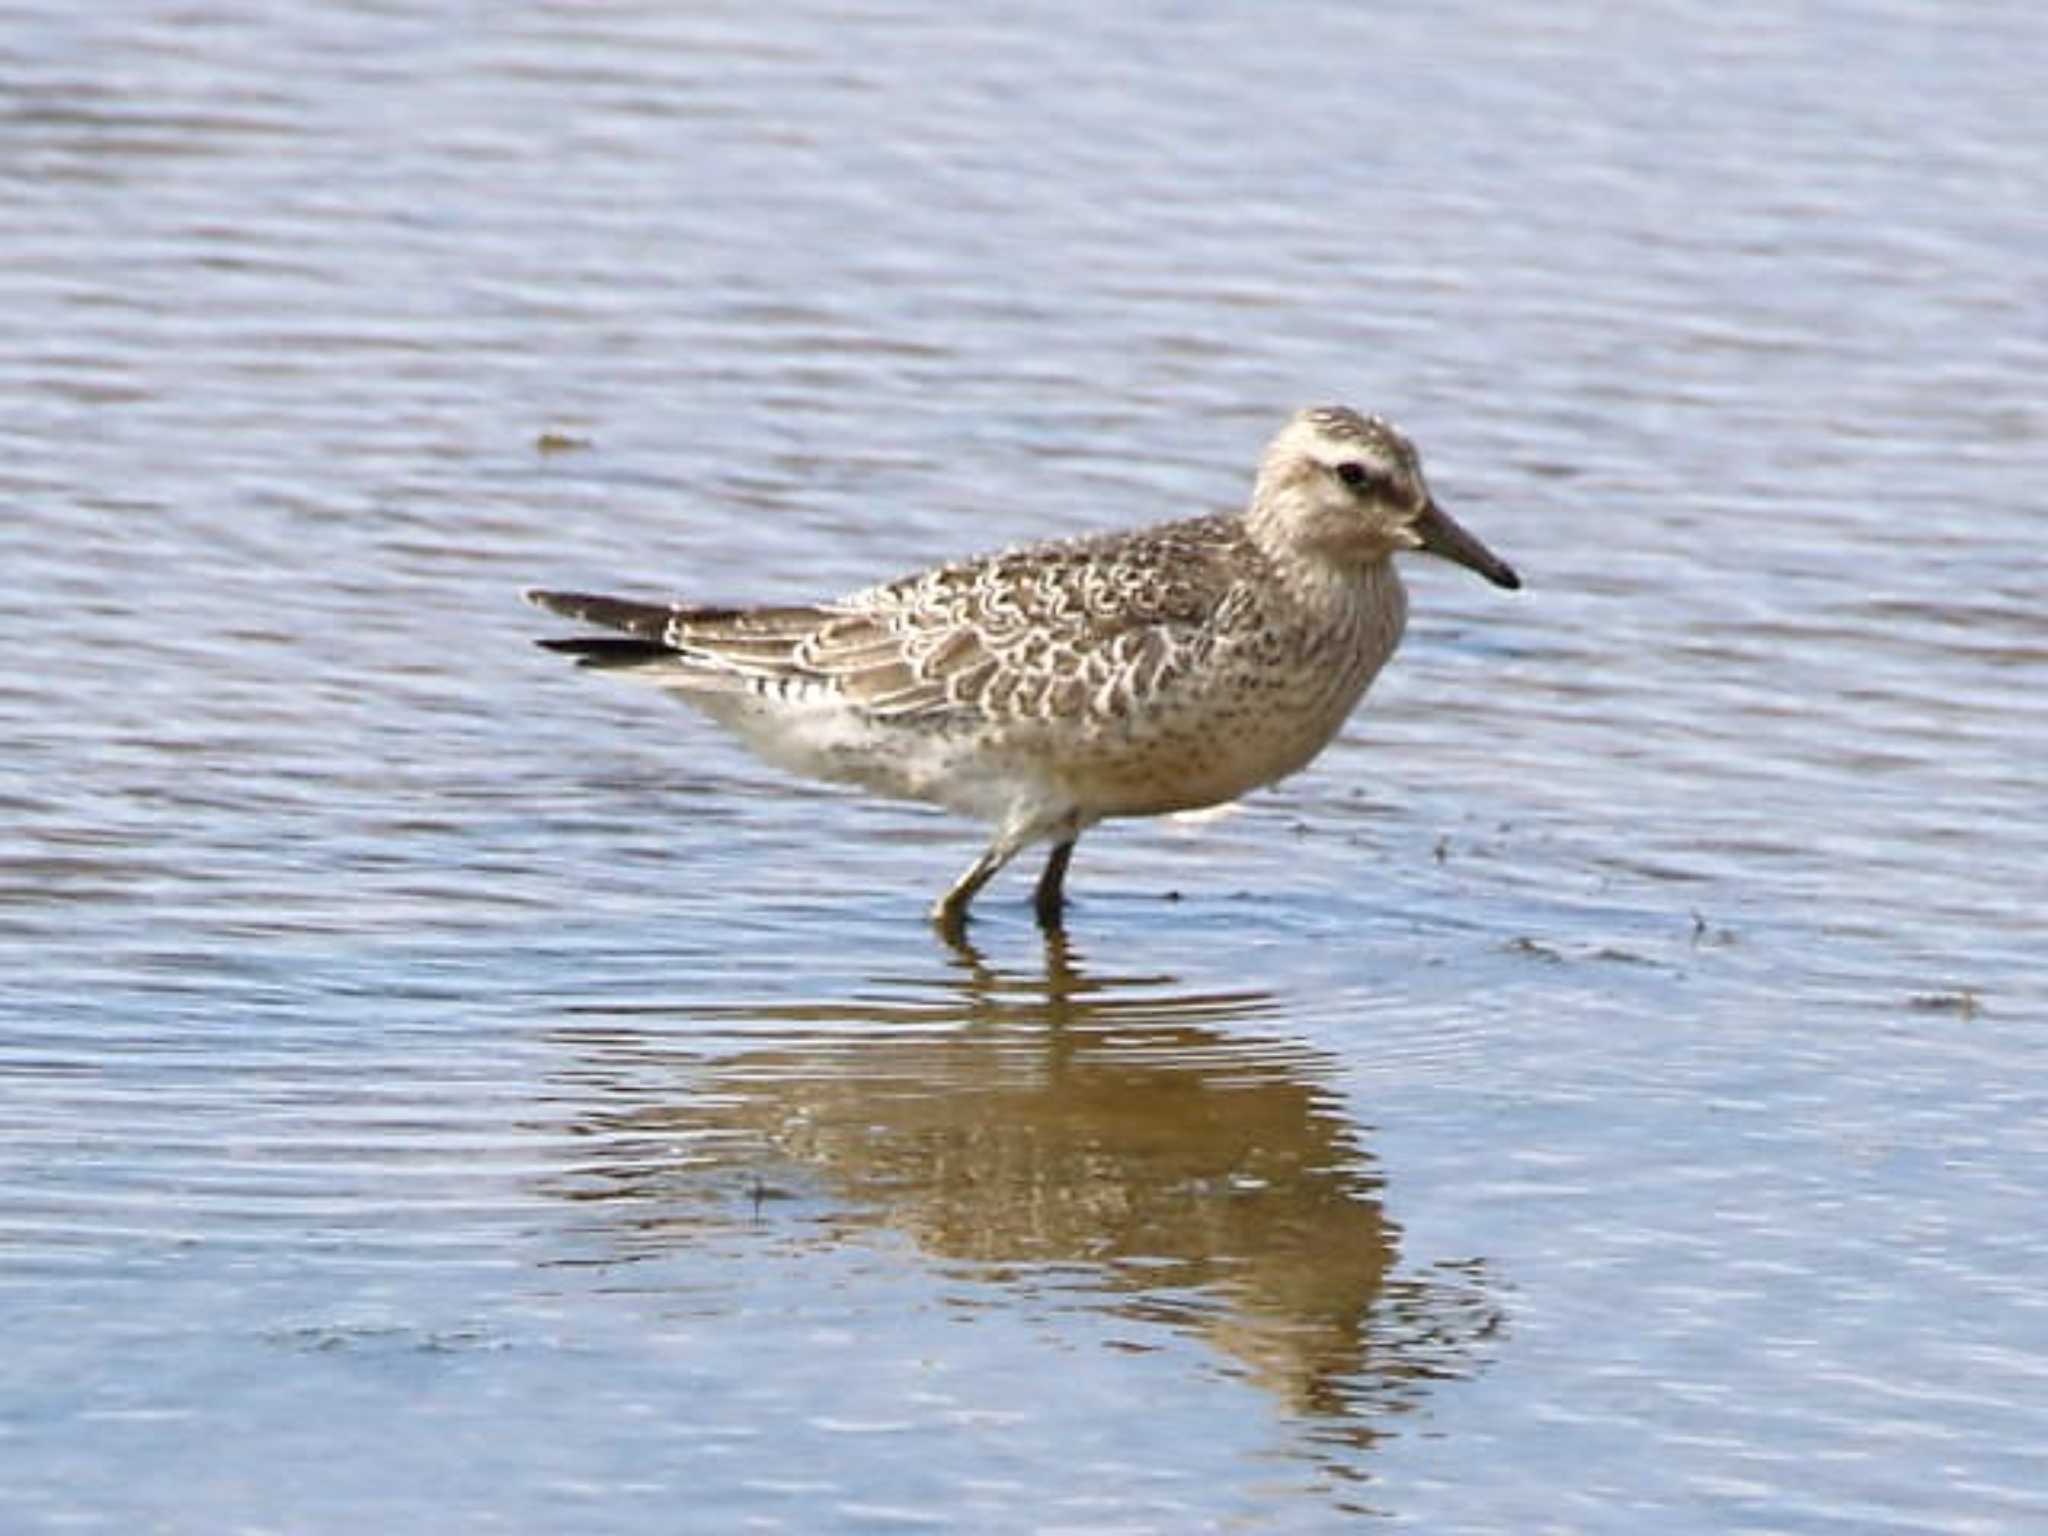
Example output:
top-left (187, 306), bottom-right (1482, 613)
top-left (526, 588), bottom-right (584, 617)
top-left (523, 589), bottom-right (679, 639)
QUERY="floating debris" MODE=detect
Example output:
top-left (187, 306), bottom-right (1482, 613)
top-left (1908, 990), bottom-right (1982, 1018)
top-left (1689, 909), bottom-right (1737, 947)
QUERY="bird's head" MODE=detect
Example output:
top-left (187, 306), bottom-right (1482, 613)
top-left (1249, 406), bottom-right (1519, 589)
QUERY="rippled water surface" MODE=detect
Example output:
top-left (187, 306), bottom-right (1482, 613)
top-left (5, 2), bottom-right (2046, 1531)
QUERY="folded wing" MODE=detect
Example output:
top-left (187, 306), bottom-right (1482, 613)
top-left (528, 516), bottom-right (1250, 726)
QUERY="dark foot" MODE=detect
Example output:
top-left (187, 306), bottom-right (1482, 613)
top-left (930, 893), bottom-right (974, 948)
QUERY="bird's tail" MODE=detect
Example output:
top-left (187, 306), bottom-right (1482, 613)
top-left (526, 590), bottom-right (683, 670)
top-left (526, 586), bottom-right (862, 700)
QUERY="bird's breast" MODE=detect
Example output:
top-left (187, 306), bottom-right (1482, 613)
top-left (1047, 567), bottom-right (1408, 817)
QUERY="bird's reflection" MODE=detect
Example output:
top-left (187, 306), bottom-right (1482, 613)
top-left (544, 930), bottom-right (1499, 1438)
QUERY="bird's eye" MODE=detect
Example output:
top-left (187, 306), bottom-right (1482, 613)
top-left (1335, 461), bottom-right (1377, 491)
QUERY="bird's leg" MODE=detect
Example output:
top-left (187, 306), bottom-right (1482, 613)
top-left (932, 811), bottom-right (1085, 942)
top-left (1032, 837), bottom-right (1078, 929)
top-left (931, 833), bottom-right (1027, 942)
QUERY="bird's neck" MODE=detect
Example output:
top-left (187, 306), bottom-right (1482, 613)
top-left (1249, 520), bottom-right (1405, 611)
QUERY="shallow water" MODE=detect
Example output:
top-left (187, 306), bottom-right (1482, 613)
top-left (4, 1), bottom-right (2046, 1531)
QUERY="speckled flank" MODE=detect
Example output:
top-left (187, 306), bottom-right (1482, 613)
top-left (530, 405), bottom-right (1519, 932)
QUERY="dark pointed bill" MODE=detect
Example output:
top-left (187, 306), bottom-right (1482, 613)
top-left (1414, 500), bottom-right (1520, 590)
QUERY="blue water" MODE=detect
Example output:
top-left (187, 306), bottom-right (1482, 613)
top-left (4, 1), bottom-right (2046, 1531)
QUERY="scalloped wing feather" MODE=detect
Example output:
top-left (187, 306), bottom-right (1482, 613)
top-left (817, 516), bottom-right (1253, 723)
